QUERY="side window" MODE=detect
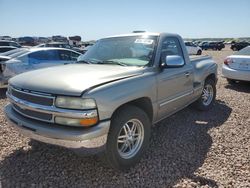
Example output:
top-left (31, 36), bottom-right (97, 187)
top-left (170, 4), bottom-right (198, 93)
top-left (28, 50), bottom-right (59, 63)
top-left (161, 37), bottom-right (184, 63)
top-left (70, 51), bottom-right (80, 61)
top-left (58, 50), bottom-right (71, 61)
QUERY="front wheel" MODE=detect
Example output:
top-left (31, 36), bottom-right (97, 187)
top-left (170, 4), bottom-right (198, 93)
top-left (104, 105), bottom-right (151, 170)
top-left (194, 79), bottom-right (216, 111)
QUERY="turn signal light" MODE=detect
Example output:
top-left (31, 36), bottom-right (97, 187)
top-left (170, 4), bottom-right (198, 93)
top-left (80, 117), bottom-right (98, 127)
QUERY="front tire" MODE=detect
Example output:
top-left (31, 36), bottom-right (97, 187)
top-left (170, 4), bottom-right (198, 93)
top-left (104, 105), bottom-right (151, 170)
top-left (194, 79), bottom-right (216, 111)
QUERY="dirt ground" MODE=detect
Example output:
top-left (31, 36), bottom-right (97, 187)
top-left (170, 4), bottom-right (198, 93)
top-left (0, 45), bottom-right (249, 187)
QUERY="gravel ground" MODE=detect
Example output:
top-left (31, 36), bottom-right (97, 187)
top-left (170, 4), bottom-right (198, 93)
top-left (0, 45), bottom-right (249, 187)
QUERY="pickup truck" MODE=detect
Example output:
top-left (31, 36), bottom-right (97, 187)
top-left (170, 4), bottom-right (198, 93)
top-left (4, 32), bottom-right (217, 170)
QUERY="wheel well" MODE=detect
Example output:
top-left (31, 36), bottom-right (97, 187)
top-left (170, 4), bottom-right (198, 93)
top-left (206, 73), bottom-right (216, 82)
top-left (111, 97), bottom-right (153, 122)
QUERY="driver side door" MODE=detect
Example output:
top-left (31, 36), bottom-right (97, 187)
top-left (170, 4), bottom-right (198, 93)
top-left (157, 37), bottom-right (194, 120)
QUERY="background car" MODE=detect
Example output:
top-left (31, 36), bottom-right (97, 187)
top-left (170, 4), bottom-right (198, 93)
top-left (185, 41), bottom-right (202, 55)
top-left (18, 37), bottom-right (36, 46)
top-left (231, 41), bottom-right (250, 51)
top-left (36, 42), bottom-right (71, 49)
top-left (0, 47), bottom-right (81, 87)
top-left (200, 41), bottom-right (225, 51)
top-left (36, 42), bottom-right (85, 54)
top-left (0, 46), bottom-right (18, 53)
top-left (0, 40), bottom-right (22, 48)
top-left (222, 46), bottom-right (250, 83)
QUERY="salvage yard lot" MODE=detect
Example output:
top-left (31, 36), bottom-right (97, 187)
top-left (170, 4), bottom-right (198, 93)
top-left (0, 46), bottom-right (249, 187)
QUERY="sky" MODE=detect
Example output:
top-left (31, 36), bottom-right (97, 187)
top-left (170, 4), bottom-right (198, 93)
top-left (0, 0), bottom-right (250, 40)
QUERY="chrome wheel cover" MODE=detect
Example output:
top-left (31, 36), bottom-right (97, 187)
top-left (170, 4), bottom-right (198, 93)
top-left (117, 119), bottom-right (144, 159)
top-left (202, 84), bottom-right (214, 106)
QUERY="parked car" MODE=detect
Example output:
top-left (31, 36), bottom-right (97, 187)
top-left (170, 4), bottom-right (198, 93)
top-left (200, 41), bottom-right (225, 51)
top-left (18, 37), bottom-right (36, 46)
top-left (52, 35), bottom-right (68, 42)
top-left (0, 40), bottom-right (22, 48)
top-left (231, 41), bottom-right (250, 51)
top-left (36, 42), bottom-right (71, 49)
top-left (36, 42), bottom-right (85, 54)
top-left (0, 36), bottom-right (12, 41)
top-left (0, 47), bottom-right (81, 88)
top-left (0, 46), bottom-right (18, 53)
top-left (185, 41), bottom-right (202, 55)
top-left (4, 32), bottom-right (217, 170)
top-left (222, 46), bottom-right (250, 83)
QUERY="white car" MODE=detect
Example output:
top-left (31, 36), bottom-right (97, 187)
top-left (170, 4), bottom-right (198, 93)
top-left (185, 41), bottom-right (202, 55)
top-left (0, 47), bottom-right (81, 88)
top-left (222, 46), bottom-right (250, 83)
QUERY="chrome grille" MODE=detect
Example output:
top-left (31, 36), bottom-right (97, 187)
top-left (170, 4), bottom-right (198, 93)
top-left (8, 86), bottom-right (55, 122)
top-left (13, 104), bottom-right (53, 122)
top-left (10, 87), bottom-right (54, 106)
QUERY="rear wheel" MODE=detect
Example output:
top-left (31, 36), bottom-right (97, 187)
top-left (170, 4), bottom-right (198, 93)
top-left (194, 79), bottom-right (216, 111)
top-left (104, 105), bottom-right (151, 170)
top-left (227, 78), bottom-right (236, 84)
top-left (197, 50), bottom-right (202, 55)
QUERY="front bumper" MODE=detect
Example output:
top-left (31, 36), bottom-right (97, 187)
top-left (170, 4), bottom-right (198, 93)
top-left (222, 64), bottom-right (250, 81)
top-left (4, 104), bottom-right (110, 155)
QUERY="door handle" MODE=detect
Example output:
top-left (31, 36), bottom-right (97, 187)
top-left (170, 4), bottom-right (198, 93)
top-left (185, 72), bottom-right (190, 77)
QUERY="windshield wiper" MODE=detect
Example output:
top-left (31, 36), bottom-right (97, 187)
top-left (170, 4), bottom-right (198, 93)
top-left (77, 60), bottom-right (91, 64)
top-left (96, 60), bottom-right (127, 66)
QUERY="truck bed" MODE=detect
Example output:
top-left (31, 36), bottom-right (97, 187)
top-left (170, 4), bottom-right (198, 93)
top-left (189, 55), bottom-right (211, 62)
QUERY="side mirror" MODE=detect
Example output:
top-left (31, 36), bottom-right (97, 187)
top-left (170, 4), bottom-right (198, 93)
top-left (161, 55), bottom-right (185, 68)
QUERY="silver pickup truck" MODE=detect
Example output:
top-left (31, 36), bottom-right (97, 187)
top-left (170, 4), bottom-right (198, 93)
top-left (4, 32), bottom-right (217, 170)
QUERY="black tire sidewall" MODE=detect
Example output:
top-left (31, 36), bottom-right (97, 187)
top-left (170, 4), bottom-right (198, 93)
top-left (105, 105), bottom-right (151, 170)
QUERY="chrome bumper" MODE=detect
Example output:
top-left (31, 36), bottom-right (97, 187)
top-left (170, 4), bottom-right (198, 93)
top-left (4, 104), bottom-right (110, 154)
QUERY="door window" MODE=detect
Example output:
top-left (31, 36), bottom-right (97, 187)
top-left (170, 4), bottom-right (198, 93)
top-left (161, 37), bottom-right (184, 63)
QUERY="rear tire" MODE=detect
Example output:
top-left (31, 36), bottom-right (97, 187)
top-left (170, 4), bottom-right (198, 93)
top-left (197, 50), bottom-right (202, 55)
top-left (104, 105), bottom-right (151, 170)
top-left (227, 78), bottom-right (236, 84)
top-left (194, 79), bottom-right (216, 111)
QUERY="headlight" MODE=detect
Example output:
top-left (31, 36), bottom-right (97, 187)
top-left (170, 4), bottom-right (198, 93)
top-left (55, 97), bottom-right (96, 110)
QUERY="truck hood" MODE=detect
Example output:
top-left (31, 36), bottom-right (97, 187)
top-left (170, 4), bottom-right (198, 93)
top-left (9, 64), bottom-right (144, 96)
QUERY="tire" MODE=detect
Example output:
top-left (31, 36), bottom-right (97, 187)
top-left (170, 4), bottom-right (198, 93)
top-left (197, 50), bottom-right (202, 55)
top-left (227, 78), bottom-right (236, 84)
top-left (104, 105), bottom-right (151, 170)
top-left (194, 79), bottom-right (216, 111)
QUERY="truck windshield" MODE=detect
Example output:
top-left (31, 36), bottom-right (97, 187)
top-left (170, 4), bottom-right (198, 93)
top-left (77, 35), bottom-right (158, 66)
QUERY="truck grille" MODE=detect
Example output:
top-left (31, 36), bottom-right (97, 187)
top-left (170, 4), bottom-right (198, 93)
top-left (13, 104), bottom-right (53, 121)
top-left (11, 88), bottom-right (54, 106)
top-left (8, 86), bottom-right (55, 123)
